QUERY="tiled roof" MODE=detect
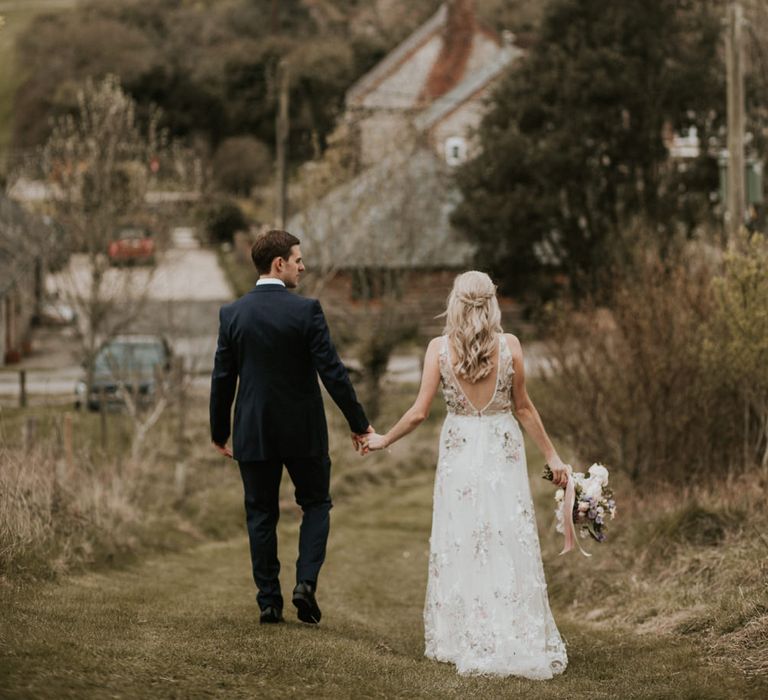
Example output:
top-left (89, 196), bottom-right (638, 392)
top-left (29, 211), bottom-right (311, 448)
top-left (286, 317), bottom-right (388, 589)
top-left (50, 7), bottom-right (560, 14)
top-left (346, 5), bottom-right (447, 106)
top-left (288, 148), bottom-right (475, 269)
top-left (414, 44), bottom-right (520, 131)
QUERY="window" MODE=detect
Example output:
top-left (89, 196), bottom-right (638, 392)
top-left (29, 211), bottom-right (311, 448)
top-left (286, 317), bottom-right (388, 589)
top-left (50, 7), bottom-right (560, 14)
top-left (445, 136), bottom-right (467, 166)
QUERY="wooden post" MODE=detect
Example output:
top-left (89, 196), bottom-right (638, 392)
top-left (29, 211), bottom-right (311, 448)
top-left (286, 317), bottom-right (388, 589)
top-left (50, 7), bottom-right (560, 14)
top-left (726, 1), bottom-right (746, 240)
top-left (174, 356), bottom-right (187, 499)
top-left (19, 369), bottom-right (27, 408)
top-left (275, 59), bottom-right (290, 228)
top-left (63, 413), bottom-right (74, 475)
top-left (99, 387), bottom-right (108, 452)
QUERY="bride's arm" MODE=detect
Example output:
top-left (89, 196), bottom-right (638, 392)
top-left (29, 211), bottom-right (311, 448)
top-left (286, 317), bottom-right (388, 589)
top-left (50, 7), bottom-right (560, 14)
top-left (365, 338), bottom-right (442, 450)
top-left (507, 334), bottom-right (570, 487)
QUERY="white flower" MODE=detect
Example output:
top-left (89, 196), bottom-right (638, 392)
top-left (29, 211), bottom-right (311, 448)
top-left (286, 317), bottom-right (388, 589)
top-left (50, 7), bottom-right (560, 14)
top-left (555, 489), bottom-right (565, 502)
top-left (578, 501), bottom-right (590, 512)
top-left (583, 478), bottom-right (603, 500)
top-left (588, 463), bottom-right (609, 485)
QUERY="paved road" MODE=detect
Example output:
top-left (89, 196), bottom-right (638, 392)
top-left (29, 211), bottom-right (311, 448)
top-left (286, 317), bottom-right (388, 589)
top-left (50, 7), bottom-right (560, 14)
top-left (0, 229), bottom-right (232, 403)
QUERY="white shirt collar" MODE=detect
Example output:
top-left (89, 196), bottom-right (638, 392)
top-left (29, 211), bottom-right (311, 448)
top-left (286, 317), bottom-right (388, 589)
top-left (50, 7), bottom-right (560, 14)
top-left (256, 278), bottom-right (286, 287)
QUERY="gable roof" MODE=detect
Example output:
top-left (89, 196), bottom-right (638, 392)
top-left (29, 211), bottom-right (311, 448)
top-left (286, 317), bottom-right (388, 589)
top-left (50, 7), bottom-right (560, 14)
top-left (288, 148), bottom-right (474, 270)
top-left (414, 43), bottom-right (520, 131)
top-left (346, 5), bottom-right (448, 106)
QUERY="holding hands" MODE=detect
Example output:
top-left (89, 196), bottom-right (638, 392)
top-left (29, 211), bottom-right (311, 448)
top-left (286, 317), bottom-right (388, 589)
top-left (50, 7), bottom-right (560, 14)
top-left (361, 432), bottom-right (388, 452)
top-left (351, 427), bottom-right (388, 455)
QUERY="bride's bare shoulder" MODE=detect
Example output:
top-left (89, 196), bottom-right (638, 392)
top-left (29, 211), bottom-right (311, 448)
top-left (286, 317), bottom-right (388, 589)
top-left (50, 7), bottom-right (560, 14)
top-left (426, 336), bottom-right (444, 354)
top-left (503, 333), bottom-right (523, 353)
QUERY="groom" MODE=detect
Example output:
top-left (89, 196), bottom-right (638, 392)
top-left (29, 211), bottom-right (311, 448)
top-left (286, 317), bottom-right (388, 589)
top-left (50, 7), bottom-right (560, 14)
top-left (210, 229), bottom-right (372, 625)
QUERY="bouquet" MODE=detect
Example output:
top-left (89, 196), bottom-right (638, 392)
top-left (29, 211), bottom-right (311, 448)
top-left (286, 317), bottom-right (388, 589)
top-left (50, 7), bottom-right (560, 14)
top-left (542, 463), bottom-right (616, 551)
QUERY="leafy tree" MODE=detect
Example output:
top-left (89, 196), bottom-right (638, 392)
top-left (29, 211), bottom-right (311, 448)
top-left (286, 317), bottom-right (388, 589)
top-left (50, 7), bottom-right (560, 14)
top-left (453, 0), bottom-right (725, 297)
top-left (11, 0), bottom-right (426, 164)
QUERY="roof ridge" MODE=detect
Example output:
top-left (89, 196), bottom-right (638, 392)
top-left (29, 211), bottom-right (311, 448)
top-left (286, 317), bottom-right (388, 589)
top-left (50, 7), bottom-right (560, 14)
top-left (346, 4), bottom-right (447, 106)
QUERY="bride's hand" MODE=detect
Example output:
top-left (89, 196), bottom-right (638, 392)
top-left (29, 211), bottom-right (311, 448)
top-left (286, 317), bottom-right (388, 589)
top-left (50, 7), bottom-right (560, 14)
top-left (363, 433), bottom-right (389, 451)
top-left (549, 457), bottom-right (571, 488)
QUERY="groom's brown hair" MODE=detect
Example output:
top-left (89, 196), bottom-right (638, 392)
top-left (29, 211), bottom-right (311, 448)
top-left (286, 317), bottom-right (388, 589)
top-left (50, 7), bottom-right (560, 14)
top-left (251, 229), bottom-right (300, 274)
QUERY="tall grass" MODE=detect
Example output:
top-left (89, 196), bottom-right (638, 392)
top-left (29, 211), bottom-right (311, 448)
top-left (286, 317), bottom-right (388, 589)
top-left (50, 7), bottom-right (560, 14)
top-left (542, 462), bottom-right (768, 679)
top-left (0, 401), bottom-right (244, 581)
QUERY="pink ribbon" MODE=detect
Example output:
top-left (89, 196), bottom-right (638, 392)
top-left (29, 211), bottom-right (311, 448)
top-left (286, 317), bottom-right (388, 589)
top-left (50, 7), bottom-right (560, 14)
top-left (560, 473), bottom-right (592, 557)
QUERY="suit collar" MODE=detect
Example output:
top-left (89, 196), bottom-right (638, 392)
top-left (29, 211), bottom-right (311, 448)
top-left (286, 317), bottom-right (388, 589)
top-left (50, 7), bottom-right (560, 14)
top-left (250, 284), bottom-right (290, 293)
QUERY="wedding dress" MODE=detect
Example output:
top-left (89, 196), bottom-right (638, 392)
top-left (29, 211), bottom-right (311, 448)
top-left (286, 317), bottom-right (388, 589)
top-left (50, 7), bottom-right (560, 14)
top-left (423, 335), bottom-right (568, 678)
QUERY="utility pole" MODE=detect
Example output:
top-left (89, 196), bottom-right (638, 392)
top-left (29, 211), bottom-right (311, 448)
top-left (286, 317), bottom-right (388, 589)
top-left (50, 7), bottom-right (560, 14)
top-left (275, 59), bottom-right (290, 229)
top-left (725, 1), bottom-right (746, 240)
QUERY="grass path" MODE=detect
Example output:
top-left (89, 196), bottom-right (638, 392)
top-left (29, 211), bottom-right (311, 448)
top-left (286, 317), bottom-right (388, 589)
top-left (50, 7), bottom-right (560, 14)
top-left (0, 468), bottom-right (759, 699)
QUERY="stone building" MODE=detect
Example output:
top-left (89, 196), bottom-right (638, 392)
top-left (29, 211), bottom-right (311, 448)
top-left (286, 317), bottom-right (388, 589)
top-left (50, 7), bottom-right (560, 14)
top-left (345, 0), bottom-right (520, 168)
top-left (290, 0), bottom-right (523, 334)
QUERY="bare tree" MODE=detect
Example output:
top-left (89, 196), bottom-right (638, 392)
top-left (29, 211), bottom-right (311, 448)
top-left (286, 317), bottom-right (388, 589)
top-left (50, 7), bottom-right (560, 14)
top-left (39, 76), bottom-right (174, 400)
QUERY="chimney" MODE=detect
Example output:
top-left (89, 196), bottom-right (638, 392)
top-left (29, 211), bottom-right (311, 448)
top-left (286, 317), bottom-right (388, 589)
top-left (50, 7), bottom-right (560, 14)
top-left (421, 0), bottom-right (476, 102)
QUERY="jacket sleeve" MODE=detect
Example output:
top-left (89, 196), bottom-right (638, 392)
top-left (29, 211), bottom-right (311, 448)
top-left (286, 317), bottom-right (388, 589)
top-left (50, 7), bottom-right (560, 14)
top-left (210, 306), bottom-right (238, 445)
top-left (307, 299), bottom-right (370, 434)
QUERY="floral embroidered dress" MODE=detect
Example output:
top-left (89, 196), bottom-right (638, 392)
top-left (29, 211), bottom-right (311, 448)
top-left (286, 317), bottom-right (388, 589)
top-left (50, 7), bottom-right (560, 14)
top-left (424, 335), bottom-right (567, 679)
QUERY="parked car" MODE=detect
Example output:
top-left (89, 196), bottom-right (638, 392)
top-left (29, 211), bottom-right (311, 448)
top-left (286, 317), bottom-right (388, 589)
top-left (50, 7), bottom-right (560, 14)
top-left (108, 226), bottom-right (156, 266)
top-left (75, 335), bottom-right (172, 410)
top-left (37, 296), bottom-right (77, 326)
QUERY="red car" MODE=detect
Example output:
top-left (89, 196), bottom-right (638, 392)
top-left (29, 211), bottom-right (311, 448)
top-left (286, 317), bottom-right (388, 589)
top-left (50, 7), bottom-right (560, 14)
top-left (108, 227), bottom-right (156, 266)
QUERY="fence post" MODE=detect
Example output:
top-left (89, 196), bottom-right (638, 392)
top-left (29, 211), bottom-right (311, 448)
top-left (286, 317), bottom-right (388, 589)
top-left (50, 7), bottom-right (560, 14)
top-left (19, 370), bottom-right (27, 408)
top-left (63, 413), bottom-right (74, 476)
top-left (99, 387), bottom-right (108, 452)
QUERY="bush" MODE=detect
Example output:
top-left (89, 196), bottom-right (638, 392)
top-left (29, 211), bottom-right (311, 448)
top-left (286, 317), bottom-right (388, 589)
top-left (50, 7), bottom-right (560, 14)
top-left (212, 137), bottom-right (271, 195)
top-left (705, 232), bottom-right (768, 467)
top-left (198, 197), bottom-right (248, 244)
top-left (536, 233), bottom-right (745, 485)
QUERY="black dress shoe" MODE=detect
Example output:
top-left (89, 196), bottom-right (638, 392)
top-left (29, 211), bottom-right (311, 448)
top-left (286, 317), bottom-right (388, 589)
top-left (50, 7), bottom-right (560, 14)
top-left (259, 606), bottom-right (284, 624)
top-left (292, 582), bottom-right (321, 624)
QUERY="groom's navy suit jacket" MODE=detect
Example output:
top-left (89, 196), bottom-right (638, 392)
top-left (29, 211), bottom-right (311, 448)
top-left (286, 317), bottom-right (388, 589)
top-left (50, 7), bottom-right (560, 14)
top-left (210, 284), bottom-right (369, 462)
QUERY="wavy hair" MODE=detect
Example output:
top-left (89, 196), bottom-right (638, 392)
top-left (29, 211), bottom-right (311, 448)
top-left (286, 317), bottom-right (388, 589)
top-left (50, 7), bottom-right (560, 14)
top-left (443, 271), bottom-right (503, 383)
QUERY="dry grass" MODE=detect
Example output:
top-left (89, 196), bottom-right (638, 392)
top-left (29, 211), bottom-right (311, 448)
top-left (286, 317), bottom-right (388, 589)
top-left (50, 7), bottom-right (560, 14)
top-left (1, 382), bottom-right (766, 694)
top-left (0, 399), bottom-right (245, 581)
top-left (541, 463), bottom-right (768, 681)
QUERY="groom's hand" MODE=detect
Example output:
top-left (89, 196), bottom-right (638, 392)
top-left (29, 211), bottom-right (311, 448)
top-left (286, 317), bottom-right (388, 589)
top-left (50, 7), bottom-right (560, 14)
top-left (212, 441), bottom-right (233, 459)
top-left (351, 425), bottom-right (375, 455)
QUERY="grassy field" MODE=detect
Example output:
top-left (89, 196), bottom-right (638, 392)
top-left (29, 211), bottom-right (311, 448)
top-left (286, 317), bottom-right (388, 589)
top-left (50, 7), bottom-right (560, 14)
top-left (0, 456), bottom-right (761, 698)
top-left (1, 381), bottom-right (765, 698)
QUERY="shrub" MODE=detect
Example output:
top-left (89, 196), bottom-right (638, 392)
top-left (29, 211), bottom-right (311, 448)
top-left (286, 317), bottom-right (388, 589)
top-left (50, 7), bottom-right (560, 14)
top-left (536, 234), bottom-right (745, 485)
top-left (704, 232), bottom-right (768, 467)
top-left (212, 137), bottom-right (271, 195)
top-left (198, 197), bottom-right (248, 244)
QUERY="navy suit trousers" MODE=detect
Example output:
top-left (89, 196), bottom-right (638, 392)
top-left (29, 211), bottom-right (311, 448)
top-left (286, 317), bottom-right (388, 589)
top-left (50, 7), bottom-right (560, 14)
top-left (238, 455), bottom-right (332, 611)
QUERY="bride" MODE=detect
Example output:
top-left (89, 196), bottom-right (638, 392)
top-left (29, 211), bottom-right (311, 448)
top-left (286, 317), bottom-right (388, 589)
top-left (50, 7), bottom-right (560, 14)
top-left (363, 271), bottom-right (569, 679)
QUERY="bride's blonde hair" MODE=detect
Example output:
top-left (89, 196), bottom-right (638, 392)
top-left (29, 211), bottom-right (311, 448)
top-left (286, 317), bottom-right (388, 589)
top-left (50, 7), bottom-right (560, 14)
top-left (443, 271), bottom-right (503, 383)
